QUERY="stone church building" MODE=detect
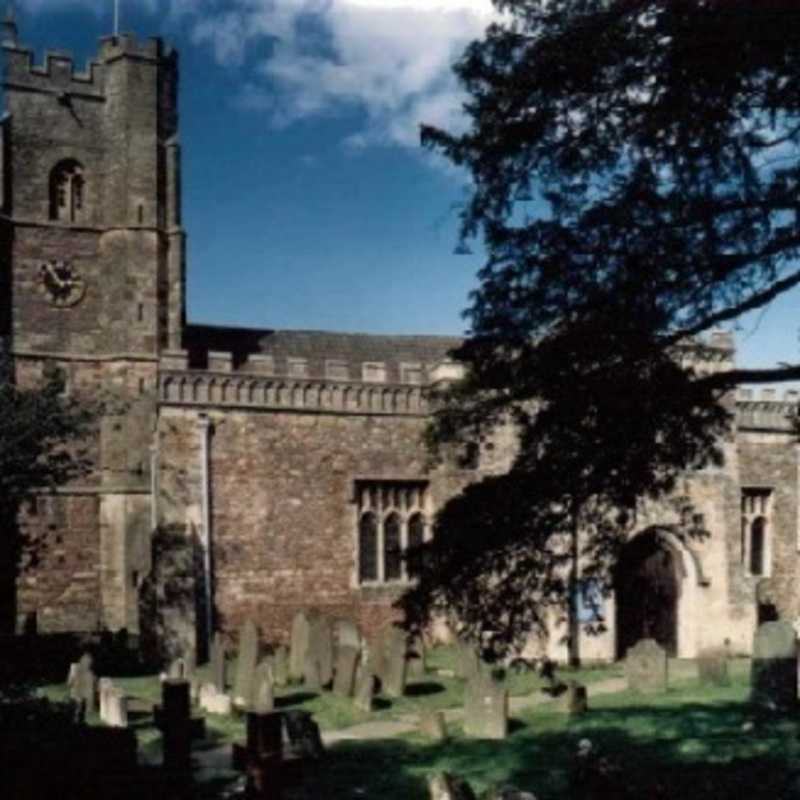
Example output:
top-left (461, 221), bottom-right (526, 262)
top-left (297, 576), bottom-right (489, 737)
top-left (2, 24), bottom-right (799, 662)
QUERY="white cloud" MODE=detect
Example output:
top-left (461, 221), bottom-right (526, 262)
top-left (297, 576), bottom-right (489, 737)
top-left (180, 0), bottom-right (500, 152)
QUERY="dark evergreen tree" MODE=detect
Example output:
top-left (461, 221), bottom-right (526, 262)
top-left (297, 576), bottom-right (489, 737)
top-left (401, 0), bottom-right (800, 660)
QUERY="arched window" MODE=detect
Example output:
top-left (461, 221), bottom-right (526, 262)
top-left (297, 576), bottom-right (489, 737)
top-left (49, 159), bottom-right (85, 222)
top-left (384, 512), bottom-right (402, 581)
top-left (358, 512), bottom-right (378, 583)
top-left (750, 516), bottom-right (766, 576)
top-left (407, 513), bottom-right (425, 578)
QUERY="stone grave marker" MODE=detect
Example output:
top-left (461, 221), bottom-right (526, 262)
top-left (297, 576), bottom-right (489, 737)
top-left (198, 682), bottom-right (233, 715)
top-left (98, 677), bottom-right (114, 722)
top-left (456, 637), bottom-right (483, 681)
top-left (332, 645), bottom-right (360, 697)
top-left (233, 619), bottom-right (260, 708)
top-left (303, 652), bottom-right (322, 692)
top-left (161, 679), bottom-right (192, 771)
top-left (168, 656), bottom-right (192, 680)
top-left (407, 634), bottom-right (426, 679)
top-left (555, 681), bottom-right (588, 715)
top-left (463, 672), bottom-right (508, 740)
top-left (252, 660), bottom-right (275, 713)
top-left (353, 667), bottom-right (375, 712)
top-left (419, 709), bottom-right (447, 740)
top-left (106, 688), bottom-right (128, 728)
top-left (68, 652), bottom-right (97, 716)
top-left (625, 638), bottom-right (668, 693)
top-left (273, 645), bottom-right (289, 688)
top-left (333, 618), bottom-right (361, 654)
top-left (382, 626), bottom-right (408, 698)
top-left (697, 646), bottom-right (730, 687)
top-left (284, 709), bottom-right (324, 760)
top-left (751, 620), bottom-right (798, 711)
top-left (210, 632), bottom-right (227, 692)
top-left (289, 610), bottom-right (311, 682)
top-left (306, 611), bottom-right (334, 687)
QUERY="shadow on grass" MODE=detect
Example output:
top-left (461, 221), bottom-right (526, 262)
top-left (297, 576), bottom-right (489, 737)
top-left (275, 692), bottom-right (318, 708)
top-left (405, 682), bottom-right (446, 698)
top-left (296, 700), bottom-right (800, 800)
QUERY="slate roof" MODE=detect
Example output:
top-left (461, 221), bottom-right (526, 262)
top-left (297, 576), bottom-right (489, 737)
top-left (183, 323), bottom-right (463, 382)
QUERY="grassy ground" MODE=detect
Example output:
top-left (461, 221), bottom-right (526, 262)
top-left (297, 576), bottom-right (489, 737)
top-left (303, 663), bottom-right (800, 800)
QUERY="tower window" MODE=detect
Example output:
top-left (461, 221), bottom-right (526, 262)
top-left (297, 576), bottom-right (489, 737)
top-left (741, 488), bottom-right (772, 577)
top-left (49, 160), bottom-right (85, 223)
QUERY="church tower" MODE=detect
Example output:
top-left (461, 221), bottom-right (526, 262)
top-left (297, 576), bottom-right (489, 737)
top-left (0, 20), bottom-right (186, 634)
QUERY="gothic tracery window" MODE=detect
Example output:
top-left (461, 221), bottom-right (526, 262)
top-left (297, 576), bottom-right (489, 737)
top-left (49, 159), bottom-right (85, 223)
top-left (356, 480), bottom-right (428, 585)
top-left (741, 488), bottom-right (772, 577)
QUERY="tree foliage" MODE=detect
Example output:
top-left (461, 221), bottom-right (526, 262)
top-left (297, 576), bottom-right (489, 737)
top-left (400, 0), bottom-right (800, 654)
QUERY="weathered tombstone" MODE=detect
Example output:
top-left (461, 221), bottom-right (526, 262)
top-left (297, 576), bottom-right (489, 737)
top-left (283, 709), bottom-right (324, 760)
top-left (106, 688), bottom-right (129, 728)
top-left (697, 646), bottom-right (730, 687)
top-left (98, 676), bottom-right (114, 722)
top-left (198, 682), bottom-right (233, 715)
top-left (232, 711), bottom-right (286, 800)
top-left (625, 638), bottom-right (668, 693)
top-left (751, 620), bottom-right (798, 711)
top-left (429, 772), bottom-right (477, 800)
top-left (303, 652), bottom-right (322, 692)
top-left (306, 611), bottom-right (334, 687)
top-left (289, 611), bottom-right (311, 682)
top-left (382, 626), bottom-right (408, 698)
top-left (353, 667), bottom-right (376, 712)
top-left (364, 630), bottom-right (386, 682)
top-left (168, 657), bottom-right (191, 680)
top-left (252, 660), bottom-right (275, 713)
top-left (332, 645), bottom-right (360, 697)
top-left (210, 632), bottom-right (227, 692)
top-left (162, 679), bottom-right (192, 771)
top-left (463, 672), bottom-right (508, 740)
top-left (70, 653), bottom-right (97, 716)
top-left (456, 637), bottom-right (483, 681)
top-left (407, 634), bottom-right (426, 679)
top-left (273, 645), bottom-right (290, 688)
top-left (333, 618), bottom-right (361, 654)
top-left (555, 681), bottom-right (588, 715)
top-left (419, 709), bottom-right (447, 741)
top-left (233, 619), bottom-right (260, 707)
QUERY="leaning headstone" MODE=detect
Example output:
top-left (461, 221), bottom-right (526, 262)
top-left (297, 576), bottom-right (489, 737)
top-left (332, 645), bottom-right (360, 697)
top-left (625, 638), bottom-right (668, 693)
top-left (429, 772), bottom-right (477, 800)
top-left (289, 610), bottom-right (311, 682)
top-left (273, 645), bottom-right (290, 688)
top-left (98, 677), bottom-right (114, 722)
top-left (161, 679), bottom-right (191, 771)
top-left (198, 682), bottom-right (233, 715)
top-left (751, 620), bottom-right (798, 711)
top-left (333, 618), bottom-right (362, 654)
top-left (306, 611), bottom-right (334, 687)
top-left (555, 681), bottom-right (588, 715)
top-left (233, 619), bottom-right (259, 707)
top-left (251, 660), bottom-right (275, 713)
top-left (210, 632), bottom-right (227, 692)
top-left (697, 646), bottom-right (730, 687)
top-left (382, 626), bottom-right (408, 698)
top-left (353, 668), bottom-right (376, 712)
top-left (71, 653), bottom-right (97, 716)
top-left (419, 709), bottom-right (447, 741)
top-left (304, 652), bottom-right (322, 692)
top-left (105, 688), bottom-right (129, 728)
top-left (463, 672), bottom-right (508, 740)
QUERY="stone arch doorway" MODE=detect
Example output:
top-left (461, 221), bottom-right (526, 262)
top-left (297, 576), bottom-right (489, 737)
top-left (615, 529), bottom-right (684, 659)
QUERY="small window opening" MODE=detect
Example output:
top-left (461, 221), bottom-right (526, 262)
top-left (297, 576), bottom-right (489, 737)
top-left (49, 159), bottom-right (85, 223)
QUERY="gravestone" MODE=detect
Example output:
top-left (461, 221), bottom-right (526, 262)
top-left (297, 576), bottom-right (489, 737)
top-left (168, 656), bottom-right (192, 680)
top-left (273, 645), bottom-right (290, 688)
top-left (382, 626), bottom-right (408, 698)
top-left (407, 634), bottom-right (426, 679)
top-left (353, 668), bottom-right (376, 712)
top-left (252, 660), bottom-right (275, 713)
top-left (306, 611), bottom-right (334, 687)
top-left (333, 618), bottom-right (361, 654)
top-left (198, 682), bottom-right (233, 715)
top-left (98, 677), bottom-right (114, 722)
top-left (429, 772), bottom-right (477, 800)
top-left (751, 620), bottom-right (798, 711)
top-left (233, 619), bottom-right (260, 707)
top-left (68, 653), bottom-right (97, 716)
top-left (303, 652), bottom-right (322, 692)
top-left (463, 672), bottom-right (508, 740)
top-left (332, 645), bottom-right (360, 697)
top-left (419, 709), bottom-right (447, 740)
top-left (555, 681), bottom-right (588, 715)
top-left (289, 611), bottom-right (311, 682)
top-left (105, 688), bottom-right (128, 728)
top-left (625, 639), bottom-right (668, 693)
top-left (284, 709), bottom-right (324, 760)
top-left (697, 647), bottom-right (730, 687)
top-left (162, 679), bottom-right (192, 771)
top-left (456, 637), bottom-right (483, 681)
top-left (210, 632), bottom-right (227, 692)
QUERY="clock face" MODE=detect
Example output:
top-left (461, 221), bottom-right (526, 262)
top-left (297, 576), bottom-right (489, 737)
top-left (38, 260), bottom-right (86, 307)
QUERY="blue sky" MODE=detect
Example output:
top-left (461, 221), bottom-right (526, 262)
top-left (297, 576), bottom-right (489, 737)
top-left (11, 0), bottom-right (800, 382)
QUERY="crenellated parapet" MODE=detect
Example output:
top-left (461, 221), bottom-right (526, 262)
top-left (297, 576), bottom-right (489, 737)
top-left (736, 388), bottom-right (800, 433)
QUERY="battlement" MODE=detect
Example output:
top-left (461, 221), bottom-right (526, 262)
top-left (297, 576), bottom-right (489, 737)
top-left (2, 34), bottom-right (169, 100)
top-left (736, 388), bottom-right (799, 433)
